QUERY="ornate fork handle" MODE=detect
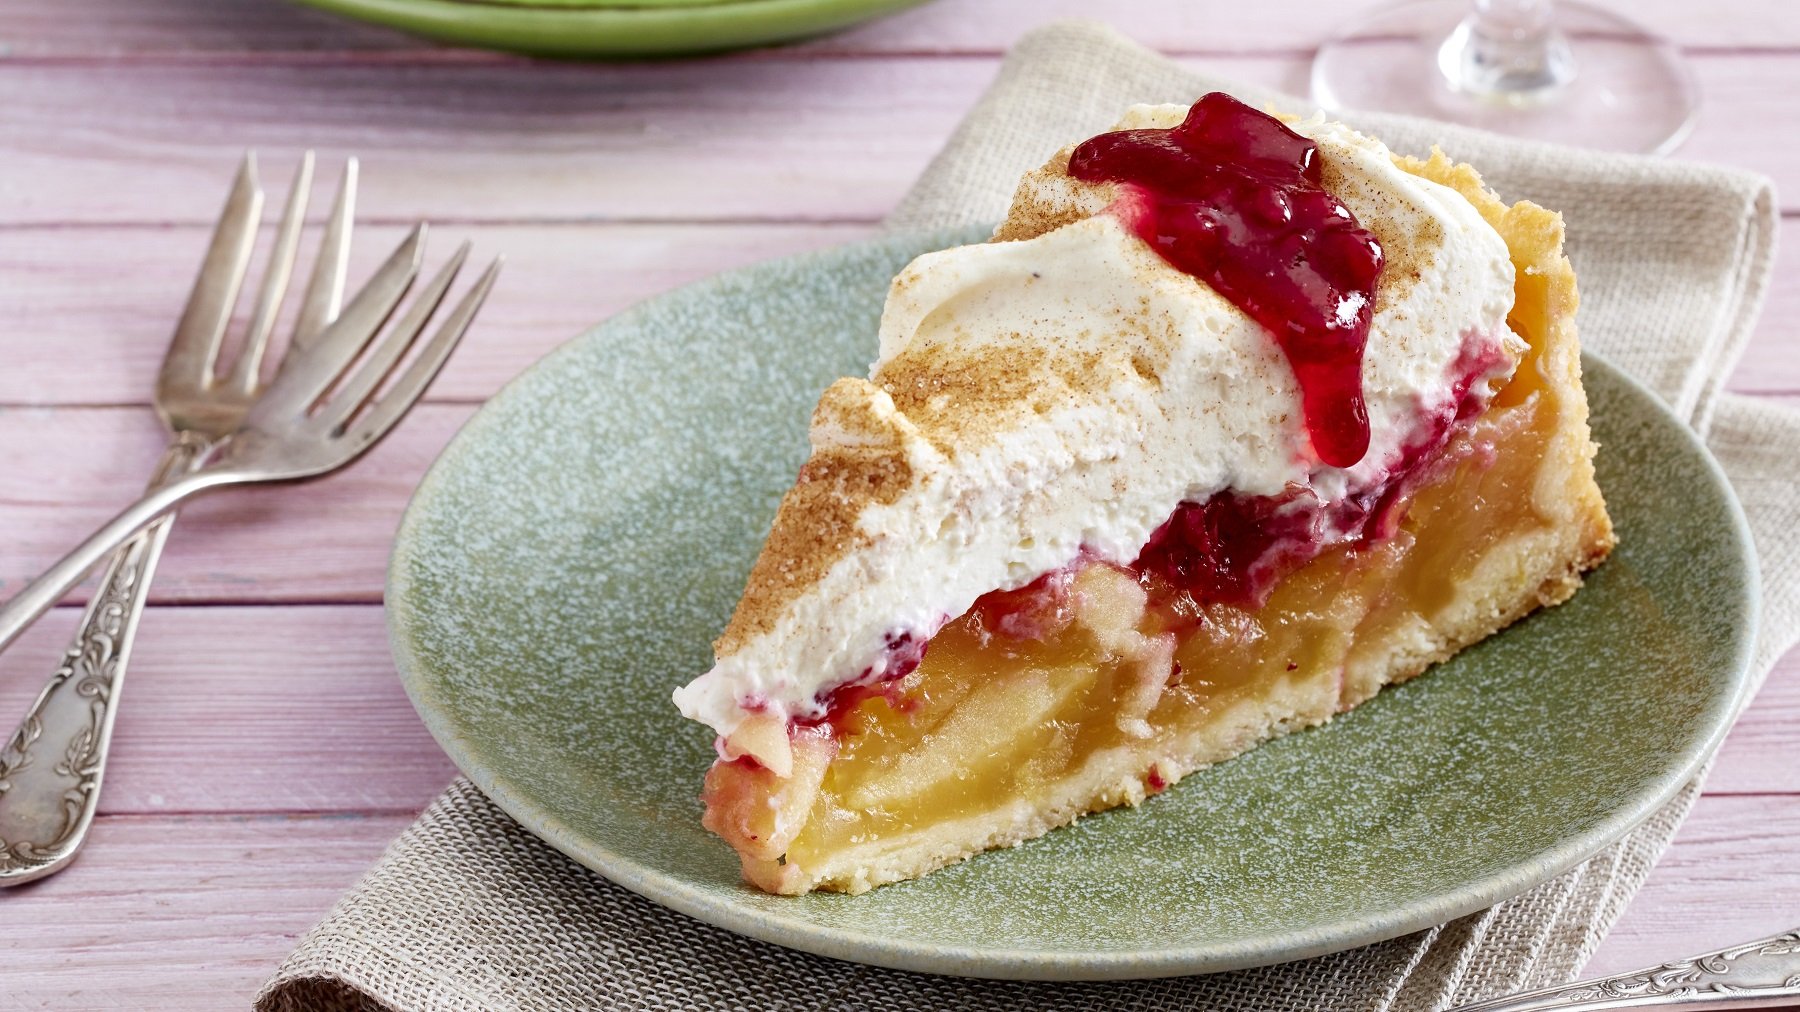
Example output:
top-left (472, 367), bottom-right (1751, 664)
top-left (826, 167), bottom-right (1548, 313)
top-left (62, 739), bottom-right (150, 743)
top-left (1451, 928), bottom-right (1800, 1011)
top-left (0, 435), bottom-right (208, 885)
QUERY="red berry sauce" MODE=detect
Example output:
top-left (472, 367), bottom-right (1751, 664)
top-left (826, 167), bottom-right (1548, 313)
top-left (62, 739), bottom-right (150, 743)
top-left (1131, 331), bottom-right (1509, 612)
top-left (1132, 490), bottom-right (1321, 609)
top-left (969, 568), bottom-right (1076, 643)
top-left (795, 100), bottom-right (1510, 727)
top-left (803, 627), bottom-right (932, 728)
top-left (1067, 92), bottom-right (1384, 469)
top-left (807, 323), bottom-right (1503, 725)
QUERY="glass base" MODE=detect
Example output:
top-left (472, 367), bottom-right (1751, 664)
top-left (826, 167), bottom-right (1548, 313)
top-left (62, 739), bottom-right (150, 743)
top-left (1311, 0), bottom-right (1698, 154)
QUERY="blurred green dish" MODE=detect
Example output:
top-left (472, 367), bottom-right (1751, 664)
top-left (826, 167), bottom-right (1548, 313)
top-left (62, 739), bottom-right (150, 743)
top-left (294, 0), bottom-right (933, 58)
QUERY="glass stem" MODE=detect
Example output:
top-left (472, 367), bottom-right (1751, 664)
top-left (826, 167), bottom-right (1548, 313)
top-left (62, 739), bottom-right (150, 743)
top-left (1437, 0), bottom-right (1577, 103)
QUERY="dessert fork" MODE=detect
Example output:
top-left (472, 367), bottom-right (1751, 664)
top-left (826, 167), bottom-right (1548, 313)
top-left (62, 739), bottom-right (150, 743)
top-left (1447, 925), bottom-right (1800, 1010)
top-left (0, 153), bottom-right (497, 884)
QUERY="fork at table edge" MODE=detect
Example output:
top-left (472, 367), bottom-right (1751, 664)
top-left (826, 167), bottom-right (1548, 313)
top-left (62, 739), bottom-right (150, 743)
top-left (1444, 925), bottom-right (1800, 1010)
top-left (0, 153), bottom-right (497, 885)
top-left (0, 448), bottom-right (201, 884)
top-left (0, 152), bottom-right (357, 885)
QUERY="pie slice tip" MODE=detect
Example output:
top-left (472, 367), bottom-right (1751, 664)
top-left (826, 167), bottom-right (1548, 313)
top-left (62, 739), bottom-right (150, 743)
top-left (674, 97), bottom-right (1615, 896)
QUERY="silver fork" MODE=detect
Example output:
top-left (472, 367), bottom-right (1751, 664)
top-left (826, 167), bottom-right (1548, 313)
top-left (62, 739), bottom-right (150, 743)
top-left (0, 152), bottom-right (350, 885)
top-left (1447, 924), bottom-right (1800, 1010)
top-left (0, 154), bottom-right (497, 884)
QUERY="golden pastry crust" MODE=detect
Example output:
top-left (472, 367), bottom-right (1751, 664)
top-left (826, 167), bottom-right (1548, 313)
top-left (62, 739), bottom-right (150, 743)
top-left (706, 126), bottom-right (1613, 896)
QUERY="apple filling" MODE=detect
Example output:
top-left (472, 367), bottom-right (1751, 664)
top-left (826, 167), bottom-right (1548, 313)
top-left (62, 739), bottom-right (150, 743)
top-left (704, 332), bottom-right (1589, 893)
top-left (694, 142), bottom-right (1612, 896)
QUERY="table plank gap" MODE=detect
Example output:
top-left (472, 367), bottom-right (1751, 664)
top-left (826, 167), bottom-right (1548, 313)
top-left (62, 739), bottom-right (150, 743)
top-left (0, 604), bottom-right (456, 814)
top-left (2, 53), bottom-right (1795, 230)
top-left (3, 798), bottom-right (1795, 1006)
top-left (2, 395), bottom-right (1797, 605)
top-left (2, 5), bottom-right (1796, 1001)
top-left (0, 599), bottom-right (1787, 816)
top-left (6, 0), bottom-right (1799, 56)
top-left (1583, 795), bottom-right (1800, 976)
top-left (4, 811), bottom-right (414, 1008)
top-left (1, 220), bottom-right (1796, 411)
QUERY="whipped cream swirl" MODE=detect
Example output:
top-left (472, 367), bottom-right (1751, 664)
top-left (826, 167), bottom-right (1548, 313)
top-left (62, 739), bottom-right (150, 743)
top-left (674, 110), bottom-right (1520, 741)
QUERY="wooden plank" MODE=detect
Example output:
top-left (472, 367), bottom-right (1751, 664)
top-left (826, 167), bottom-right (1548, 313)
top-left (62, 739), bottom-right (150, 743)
top-left (6, 387), bottom-right (1800, 608)
top-left (0, 0), bottom-right (429, 56)
top-left (3, 53), bottom-right (1795, 229)
top-left (5, 0), bottom-right (1798, 57)
top-left (823, 0), bottom-right (1800, 55)
top-left (0, 57), bottom-right (1012, 226)
top-left (5, 217), bottom-right (1791, 410)
top-left (1584, 795), bottom-right (1800, 978)
top-left (0, 604), bottom-right (455, 815)
top-left (0, 599), bottom-right (1781, 817)
top-left (1, 798), bottom-right (1797, 1008)
top-left (1, 3), bottom-right (1793, 1004)
top-left (1675, 54), bottom-right (1798, 211)
top-left (2, 811), bottom-right (411, 1009)
top-left (1710, 649), bottom-right (1800, 796)
top-left (0, 222), bottom-right (874, 406)
top-left (1724, 232), bottom-right (1800, 394)
top-left (0, 403), bottom-right (470, 604)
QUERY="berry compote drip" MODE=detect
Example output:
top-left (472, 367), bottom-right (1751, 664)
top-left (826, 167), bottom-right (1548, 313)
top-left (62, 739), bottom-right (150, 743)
top-left (1067, 92), bottom-right (1385, 468)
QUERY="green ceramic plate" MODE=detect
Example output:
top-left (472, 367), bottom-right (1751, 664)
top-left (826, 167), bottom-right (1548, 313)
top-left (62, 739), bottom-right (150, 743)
top-left (388, 226), bottom-right (1759, 980)
top-left (294, 0), bottom-right (933, 58)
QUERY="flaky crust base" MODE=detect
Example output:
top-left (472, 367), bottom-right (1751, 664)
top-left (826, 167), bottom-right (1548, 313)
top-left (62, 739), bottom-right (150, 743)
top-left (730, 147), bottom-right (1614, 896)
top-left (776, 543), bottom-right (1600, 895)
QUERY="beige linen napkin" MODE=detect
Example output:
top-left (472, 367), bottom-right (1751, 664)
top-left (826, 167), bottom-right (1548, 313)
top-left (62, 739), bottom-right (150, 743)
top-left (260, 22), bottom-right (1788, 1012)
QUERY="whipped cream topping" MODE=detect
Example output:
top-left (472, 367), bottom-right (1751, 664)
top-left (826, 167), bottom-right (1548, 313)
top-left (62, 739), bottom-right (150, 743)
top-left (674, 108), bottom-right (1522, 741)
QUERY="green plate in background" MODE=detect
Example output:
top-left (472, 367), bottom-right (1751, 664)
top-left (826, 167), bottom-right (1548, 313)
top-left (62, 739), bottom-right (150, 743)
top-left (294, 0), bottom-right (933, 58)
top-left (387, 226), bottom-right (1758, 979)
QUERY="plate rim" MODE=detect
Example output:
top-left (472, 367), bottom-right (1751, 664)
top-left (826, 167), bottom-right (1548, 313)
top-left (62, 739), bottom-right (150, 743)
top-left (386, 227), bottom-right (1762, 980)
top-left (293, 0), bottom-right (934, 58)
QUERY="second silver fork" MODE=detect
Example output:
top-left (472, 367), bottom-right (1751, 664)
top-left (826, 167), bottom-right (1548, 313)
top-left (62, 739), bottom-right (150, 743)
top-left (0, 153), bottom-right (356, 884)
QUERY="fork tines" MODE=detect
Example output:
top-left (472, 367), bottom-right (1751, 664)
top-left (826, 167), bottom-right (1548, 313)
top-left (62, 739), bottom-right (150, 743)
top-left (160, 152), bottom-right (355, 404)
top-left (271, 224), bottom-right (502, 447)
top-left (164, 152), bottom-right (499, 448)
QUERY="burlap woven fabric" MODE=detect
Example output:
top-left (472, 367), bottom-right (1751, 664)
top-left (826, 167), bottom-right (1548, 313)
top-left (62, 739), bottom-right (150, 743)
top-left (259, 22), bottom-right (1789, 1012)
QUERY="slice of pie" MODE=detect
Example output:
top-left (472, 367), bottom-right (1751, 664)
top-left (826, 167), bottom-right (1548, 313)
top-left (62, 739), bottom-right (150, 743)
top-left (674, 94), bottom-right (1614, 895)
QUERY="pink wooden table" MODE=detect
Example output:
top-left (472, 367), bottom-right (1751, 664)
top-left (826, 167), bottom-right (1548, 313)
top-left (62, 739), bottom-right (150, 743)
top-left (0, 1), bottom-right (1794, 1006)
